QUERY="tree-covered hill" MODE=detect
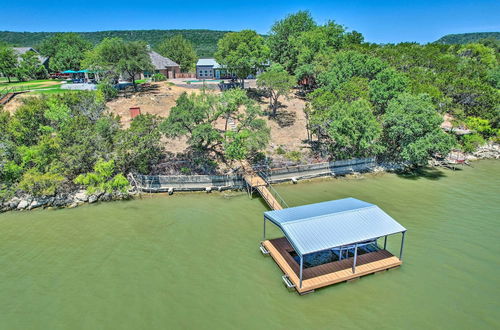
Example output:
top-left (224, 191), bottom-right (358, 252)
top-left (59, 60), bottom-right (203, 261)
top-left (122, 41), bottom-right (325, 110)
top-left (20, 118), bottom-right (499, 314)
top-left (0, 30), bottom-right (231, 57)
top-left (435, 32), bottom-right (500, 44)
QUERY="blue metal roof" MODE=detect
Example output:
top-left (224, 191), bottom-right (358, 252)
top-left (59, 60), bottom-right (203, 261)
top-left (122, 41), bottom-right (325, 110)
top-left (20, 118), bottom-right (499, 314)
top-left (264, 198), bottom-right (406, 256)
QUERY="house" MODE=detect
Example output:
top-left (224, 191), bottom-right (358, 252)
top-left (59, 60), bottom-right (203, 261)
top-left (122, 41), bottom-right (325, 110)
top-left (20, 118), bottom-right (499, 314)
top-left (196, 58), bottom-right (238, 80)
top-left (142, 51), bottom-right (180, 79)
top-left (13, 47), bottom-right (49, 68)
top-left (196, 58), bottom-right (268, 80)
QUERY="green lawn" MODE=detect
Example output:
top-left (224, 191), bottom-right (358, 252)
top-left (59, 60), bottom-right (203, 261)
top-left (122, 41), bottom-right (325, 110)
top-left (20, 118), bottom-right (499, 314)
top-left (0, 79), bottom-right (81, 95)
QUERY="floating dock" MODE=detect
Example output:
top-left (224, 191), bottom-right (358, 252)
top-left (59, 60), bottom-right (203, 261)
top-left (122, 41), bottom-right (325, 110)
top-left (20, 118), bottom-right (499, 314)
top-left (261, 198), bottom-right (407, 294)
top-left (263, 237), bottom-right (402, 294)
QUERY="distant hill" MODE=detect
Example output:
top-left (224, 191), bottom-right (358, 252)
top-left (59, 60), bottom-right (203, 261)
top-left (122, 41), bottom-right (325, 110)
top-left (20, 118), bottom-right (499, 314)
top-left (435, 32), bottom-right (500, 44)
top-left (0, 30), bottom-right (232, 57)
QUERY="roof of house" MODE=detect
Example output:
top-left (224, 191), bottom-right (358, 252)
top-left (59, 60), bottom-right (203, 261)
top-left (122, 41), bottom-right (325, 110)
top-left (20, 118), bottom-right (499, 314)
top-left (196, 58), bottom-right (221, 68)
top-left (149, 51), bottom-right (179, 69)
top-left (13, 47), bottom-right (48, 65)
top-left (264, 198), bottom-right (406, 256)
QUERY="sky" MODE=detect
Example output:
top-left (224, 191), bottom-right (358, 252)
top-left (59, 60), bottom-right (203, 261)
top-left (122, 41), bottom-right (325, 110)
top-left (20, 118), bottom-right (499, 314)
top-left (0, 0), bottom-right (499, 43)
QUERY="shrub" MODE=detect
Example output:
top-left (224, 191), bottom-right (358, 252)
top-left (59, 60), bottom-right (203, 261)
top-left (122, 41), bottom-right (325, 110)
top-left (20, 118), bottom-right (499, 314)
top-left (465, 117), bottom-right (497, 138)
top-left (276, 146), bottom-right (286, 155)
top-left (97, 81), bottom-right (118, 101)
top-left (462, 134), bottom-right (485, 153)
top-left (152, 73), bottom-right (166, 82)
top-left (285, 150), bottom-right (302, 162)
top-left (18, 169), bottom-right (64, 196)
top-left (74, 159), bottom-right (129, 194)
top-left (180, 167), bottom-right (191, 175)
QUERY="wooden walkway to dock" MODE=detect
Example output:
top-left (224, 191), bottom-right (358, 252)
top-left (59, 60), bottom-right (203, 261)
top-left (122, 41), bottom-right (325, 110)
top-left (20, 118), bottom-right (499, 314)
top-left (241, 161), bottom-right (283, 211)
top-left (263, 237), bottom-right (402, 294)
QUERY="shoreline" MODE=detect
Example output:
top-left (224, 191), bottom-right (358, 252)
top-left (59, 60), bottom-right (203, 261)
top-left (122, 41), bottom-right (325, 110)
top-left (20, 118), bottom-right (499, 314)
top-left (2, 156), bottom-right (498, 214)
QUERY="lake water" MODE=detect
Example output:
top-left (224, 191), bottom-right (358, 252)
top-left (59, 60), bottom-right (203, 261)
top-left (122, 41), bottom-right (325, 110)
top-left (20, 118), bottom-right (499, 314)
top-left (1, 161), bottom-right (499, 329)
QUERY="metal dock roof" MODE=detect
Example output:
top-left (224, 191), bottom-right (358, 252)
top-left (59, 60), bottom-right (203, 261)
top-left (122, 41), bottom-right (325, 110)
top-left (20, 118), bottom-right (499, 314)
top-left (264, 198), bottom-right (406, 256)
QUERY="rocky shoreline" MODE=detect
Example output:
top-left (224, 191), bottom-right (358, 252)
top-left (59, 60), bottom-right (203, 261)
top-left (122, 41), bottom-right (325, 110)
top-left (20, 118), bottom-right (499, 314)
top-left (1, 190), bottom-right (134, 213)
top-left (468, 143), bottom-right (500, 160)
top-left (1, 144), bottom-right (498, 213)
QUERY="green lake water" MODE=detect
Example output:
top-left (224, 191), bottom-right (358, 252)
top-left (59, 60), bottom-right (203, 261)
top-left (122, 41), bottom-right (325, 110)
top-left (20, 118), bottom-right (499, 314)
top-left (1, 161), bottom-right (499, 329)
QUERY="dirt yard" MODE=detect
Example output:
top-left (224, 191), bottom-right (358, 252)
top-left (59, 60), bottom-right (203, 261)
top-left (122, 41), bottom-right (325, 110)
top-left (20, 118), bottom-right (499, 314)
top-left (3, 81), bottom-right (310, 157)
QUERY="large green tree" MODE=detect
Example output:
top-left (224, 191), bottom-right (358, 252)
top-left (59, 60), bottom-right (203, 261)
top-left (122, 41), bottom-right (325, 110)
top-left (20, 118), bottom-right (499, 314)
top-left (382, 94), bottom-right (455, 166)
top-left (267, 10), bottom-right (316, 74)
top-left (214, 30), bottom-right (270, 85)
top-left (160, 90), bottom-right (269, 160)
top-left (15, 50), bottom-right (48, 81)
top-left (257, 64), bottom-right (296, 116)
top-left (156, 35), bottom-right (197, 72)
top-left (309, 99), bottom-right (382, 158)
top-left (39, 33), bottom-right (92, 72)
top-left (0, 45), bottom-right (17, 82)
top-left (82, 38), bottom-right (153, 91)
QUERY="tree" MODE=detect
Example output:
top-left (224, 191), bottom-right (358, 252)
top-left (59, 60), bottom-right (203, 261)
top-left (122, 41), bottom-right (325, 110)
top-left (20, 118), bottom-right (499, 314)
top-left (114, 114), bottom-right (163, 174)
top-left (382, 94), bottom-right (455, 166)
top-left (39, 33), bottom-right (92, 72)
top-left (317, 51), bottom-right (387, 92)
top-left (74, 159), bottom-right (129, 194)
top-left (214, 30), bottom-right (270, 85)
top-left (0, 45), bottom-right (17, 82)
top-left (82, 38), bottom-right (153, 91)
top-left (309, 99), bottom-right (382, 158)
top-left (156, 35), bottom-right (197, 72)
top-left (267, 10), bottom-right (317, 73)
top-left (18, 169), bottom-right (64, 197)
top-left (291, 21), bottom-right (347, 71)
top-left (257, 64), bottom-right (296, 116)
top-left (160, 90), bottom-right (270, 160)
top-left (15, 50), bottom-right (48, 81)
top-left (369, 68), bottom-right (409, 114)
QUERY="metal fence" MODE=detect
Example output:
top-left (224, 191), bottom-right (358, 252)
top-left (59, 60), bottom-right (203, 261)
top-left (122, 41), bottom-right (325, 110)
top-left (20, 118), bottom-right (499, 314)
top-left (132, 158), bottom-right (376, 192)
top-left (133, 174), bottom-right (244, 192)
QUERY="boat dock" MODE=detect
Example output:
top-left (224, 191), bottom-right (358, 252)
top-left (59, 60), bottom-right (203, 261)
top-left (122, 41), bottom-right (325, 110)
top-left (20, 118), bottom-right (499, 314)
top-left (261, 198), bottom-right (407, 294)
top-left (262, 237), bottom-right (402, 294)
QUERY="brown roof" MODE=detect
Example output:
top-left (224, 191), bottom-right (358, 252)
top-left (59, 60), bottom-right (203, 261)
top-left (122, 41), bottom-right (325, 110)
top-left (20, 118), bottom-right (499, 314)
top-left (149, 51), bottom-right (179, 69)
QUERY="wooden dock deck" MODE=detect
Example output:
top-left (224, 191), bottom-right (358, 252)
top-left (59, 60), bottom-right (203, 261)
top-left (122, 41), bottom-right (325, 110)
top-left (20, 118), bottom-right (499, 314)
top-left (263, 237), bottom-right (402, 294)
top-left (241, 160), bottom-right (284, 211)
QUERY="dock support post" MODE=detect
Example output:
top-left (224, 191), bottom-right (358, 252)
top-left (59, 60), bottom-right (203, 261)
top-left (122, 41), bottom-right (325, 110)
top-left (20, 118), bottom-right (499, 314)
top-left (383, 236), bottom-right (387, 250)
top-left (400, 231), bottom-right (406, 260)
top-left (299, 256), bottom-right (303, 288)
top-left (263, 217), bottom-right (266, 240)
top-left (352, 243), bottom-right (358, 274)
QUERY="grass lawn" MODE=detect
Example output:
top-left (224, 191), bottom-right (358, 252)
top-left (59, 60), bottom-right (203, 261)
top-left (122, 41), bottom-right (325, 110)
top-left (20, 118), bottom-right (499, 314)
top-left (0, 79), bottom-right (63, 86)
top-left (0, 79), bottom-right (80, 94)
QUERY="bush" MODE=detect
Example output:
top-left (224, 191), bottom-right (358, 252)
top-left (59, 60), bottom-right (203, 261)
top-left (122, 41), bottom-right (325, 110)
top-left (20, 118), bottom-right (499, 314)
top-left (97, 81), bottom-right (118, 101)
top-left (276, 146), bottom-right (286, 155)
top-left (18, 169), bottom-right (64, 196)
top-left (180, 167), bottom-right (191, 175)
top-left (74, 159), bottom-right (129, 194)
top-left (462, 134), bottom-right (485, 153)
top-left (285, 150), bottom-right (302, 162)
top-left (152, 73), bottom-right (166, 82)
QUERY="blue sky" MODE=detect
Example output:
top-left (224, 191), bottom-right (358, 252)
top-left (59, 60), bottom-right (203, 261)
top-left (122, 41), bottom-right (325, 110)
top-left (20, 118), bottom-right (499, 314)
top-left (1, 0), bottom-right (498, 43)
